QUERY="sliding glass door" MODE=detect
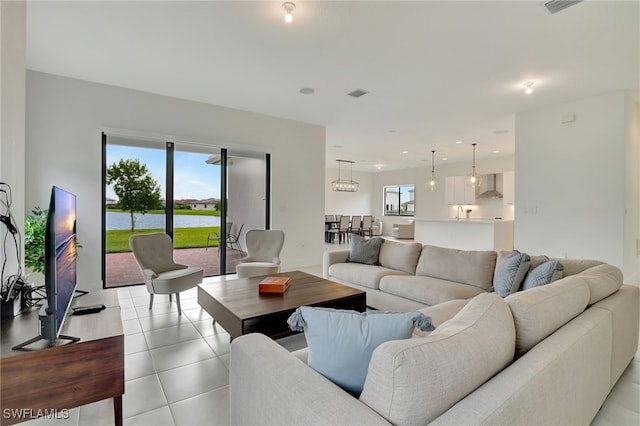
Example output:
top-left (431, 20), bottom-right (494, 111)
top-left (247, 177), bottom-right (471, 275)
top-left (104, 138), bottom-right (166, 287)
top-left (102, 134), bottom-right (270, 288)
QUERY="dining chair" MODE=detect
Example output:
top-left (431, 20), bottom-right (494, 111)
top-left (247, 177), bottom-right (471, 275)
top-left (328, 215), bottom-right (350, 243)
top-left (361, 215), bottom-right (373, 238)
top-left (349, 216), bottom-right (362, 238)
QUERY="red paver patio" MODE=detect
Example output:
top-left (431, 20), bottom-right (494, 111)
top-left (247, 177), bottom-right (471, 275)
top-left (105, 247), bottom-right (245, 287)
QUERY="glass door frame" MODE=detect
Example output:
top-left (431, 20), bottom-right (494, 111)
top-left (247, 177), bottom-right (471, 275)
top-left (101, 133), bottom-right (271, 287)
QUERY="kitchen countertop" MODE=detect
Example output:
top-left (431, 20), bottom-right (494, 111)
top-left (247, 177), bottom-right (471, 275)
top-left (414, 217), bottom-right (514, 224)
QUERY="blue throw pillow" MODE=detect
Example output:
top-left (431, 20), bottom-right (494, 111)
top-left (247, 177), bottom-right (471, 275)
top-left (347, 234), bottom-right (383, 265)
top-left (521, 260), bottom-right (564, 290)
top-left (493, 250), bottom-right (531, 297)
top-left (287, 307), bottom-right (434, 396)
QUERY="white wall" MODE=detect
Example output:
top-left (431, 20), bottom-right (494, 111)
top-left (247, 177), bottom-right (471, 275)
top-left (515, 91), bottom-right (639, 281)
top-left (0, 0), bottom-right (26, 293)
top-left (624, 92), bottom-right (640, 284)
top-left (26, 71), bottom-right (326, 291)
top-left (324, 169), bottom-right (374, 217)
top-left (228, 156), bottom-right (266, 240)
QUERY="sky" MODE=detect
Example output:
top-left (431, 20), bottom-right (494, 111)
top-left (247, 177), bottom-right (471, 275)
top-left (106, 145), bottom-right (221, 201)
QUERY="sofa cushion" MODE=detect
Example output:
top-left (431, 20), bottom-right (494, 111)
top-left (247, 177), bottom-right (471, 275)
top-left (286, 307), bottom-right (434, 396)
top-left (555, 258), bottom-right (604, 277)
top-left (378, 240), bottom-right (423, 274)
top-left (416, 245), bottom-right (497, 290)
top-left (380, 275), bottom-right (486, 307)
top-left (347, 235), bottom-right (383, 265)
top-left (414, 299), bottom-right (470, 337)
top-left (578, 264), bottom-right (623, 305)
top-left (521, 260), bottom-right (564, 291)
top-left (505, 275), bottom-right (589, 357)
top-left (360, 293), bottom-right (515, 426)
top-left (493, 250), bottom-right (531, 296)
top-left (328, 263), bottom-right (409, 289)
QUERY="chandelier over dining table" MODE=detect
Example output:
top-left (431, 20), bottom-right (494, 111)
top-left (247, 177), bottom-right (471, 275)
top-left (332, 159), bottom-right (359, 192)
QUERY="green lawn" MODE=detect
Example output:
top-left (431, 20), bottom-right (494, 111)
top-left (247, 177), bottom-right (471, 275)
top-left (106, 226), bottom-right (219, 253)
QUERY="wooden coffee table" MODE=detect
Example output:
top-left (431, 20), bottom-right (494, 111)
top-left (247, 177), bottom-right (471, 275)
top-left (197, 270), bottom-right (366, 340)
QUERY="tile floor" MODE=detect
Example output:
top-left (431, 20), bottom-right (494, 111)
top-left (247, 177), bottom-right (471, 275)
top-left (21, 254), bottom-right (640, 426)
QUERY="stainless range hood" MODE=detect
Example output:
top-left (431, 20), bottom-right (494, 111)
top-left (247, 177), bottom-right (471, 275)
top-left (477, 174), bottom-right (503, 199)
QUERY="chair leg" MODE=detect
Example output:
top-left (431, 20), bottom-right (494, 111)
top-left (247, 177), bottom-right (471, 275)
top-left (148, 294), bottom-right (154, 310)
top-left (169, 294), bottom-right (173, 302)
top-left (175, 293), bottom-right (182, 315)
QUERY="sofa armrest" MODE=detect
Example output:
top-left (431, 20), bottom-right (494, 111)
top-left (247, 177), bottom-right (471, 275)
top-left (323, 249), bottom-right (350, 278)
top-left (230, 333), bottom-right (390, 426)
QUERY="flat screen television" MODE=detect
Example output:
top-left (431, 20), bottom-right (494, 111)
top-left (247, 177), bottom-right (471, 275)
top-left (12, 186), bottom-right (79, 349)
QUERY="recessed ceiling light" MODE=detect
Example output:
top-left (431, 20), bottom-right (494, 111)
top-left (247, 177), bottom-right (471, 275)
top-left (332, 144), bottom-right (343, 148)
top-left (524, 81), bottom-right (535, 95)
top-left (282, 2), bottom-right (296, 23)
top-left (299, 87), bottom-right (315, 95)
top-left (377, 166), bottom-right (382, 170)
top-left (441, 157), bottom-right (448, 161)
top-left (493, 150), bottom-right (500, 153)
top-left (401, 151), bottom-right (408, 154)
top-left (455, 141), bottom-right (462, 144)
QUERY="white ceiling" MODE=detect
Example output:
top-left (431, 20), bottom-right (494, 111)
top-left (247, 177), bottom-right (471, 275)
top-left (25, 0), bottom-right (639, 171)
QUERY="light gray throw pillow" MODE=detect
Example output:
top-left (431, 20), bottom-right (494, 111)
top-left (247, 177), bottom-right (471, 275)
top-left (347, 235), bottom-right (383, 265)
top-left (521, 260), bottom-right (564, 290)
top-left (287, 307), bottom-right (434, 396)
top-left (493, 250), bottom-right (531, 297)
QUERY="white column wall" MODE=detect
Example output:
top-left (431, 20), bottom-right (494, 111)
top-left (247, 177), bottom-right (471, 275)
top-left (515, 91), bottom-right (639, 281)
top-left (0, 0), bottom-right (26, 291)
top-left (624, 93), bottom-right (640, 284)
top-left (26, 71), bottom-right (326, 290)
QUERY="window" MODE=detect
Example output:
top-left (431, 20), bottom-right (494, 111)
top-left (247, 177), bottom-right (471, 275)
top-left (383, 185), bottom-right (415, 216)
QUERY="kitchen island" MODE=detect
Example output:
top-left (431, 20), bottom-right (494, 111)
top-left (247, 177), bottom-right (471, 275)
top-left (414, 218), bottom-right (514, 251)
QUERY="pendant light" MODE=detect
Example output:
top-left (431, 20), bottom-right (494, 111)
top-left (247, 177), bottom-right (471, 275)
top-left (467, 143), bottom-right (482, 188)
top-left (331, 160), bottom-right (359, 192)
top-left (426, 150), bottom-right (439, 191)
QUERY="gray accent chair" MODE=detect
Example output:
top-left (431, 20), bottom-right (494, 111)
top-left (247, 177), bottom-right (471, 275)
top-left (235, 229), bottom-right (285, 279)
top-left (129, 233), bottom-right (204, 315)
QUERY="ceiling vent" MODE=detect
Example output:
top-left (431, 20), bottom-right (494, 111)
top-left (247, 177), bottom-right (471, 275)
top-left (543, 0), bottom-right (583, 14)
top-left (347, 89), bottom-right (369, 98)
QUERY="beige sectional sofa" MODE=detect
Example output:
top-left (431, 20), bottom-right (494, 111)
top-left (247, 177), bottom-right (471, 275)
top-left (230, 260), bottom-right (639, 425)
top-left (322, 240), bottom-right (607, 312)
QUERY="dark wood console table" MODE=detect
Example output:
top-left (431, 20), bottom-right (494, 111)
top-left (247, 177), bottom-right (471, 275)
top-left (1, 289), bottom-right (124, 426)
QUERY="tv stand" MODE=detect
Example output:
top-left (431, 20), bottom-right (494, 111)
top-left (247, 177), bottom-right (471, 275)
top-left (11, 333), bottom-right (80, 350)
top-left (1, 289), bottom-right (123, 426)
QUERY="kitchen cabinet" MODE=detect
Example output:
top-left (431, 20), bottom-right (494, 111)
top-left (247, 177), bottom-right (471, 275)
top-left (502, 171), bottom-right (515, 205)
top-left (445, 176), bottom-right (476, 205)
